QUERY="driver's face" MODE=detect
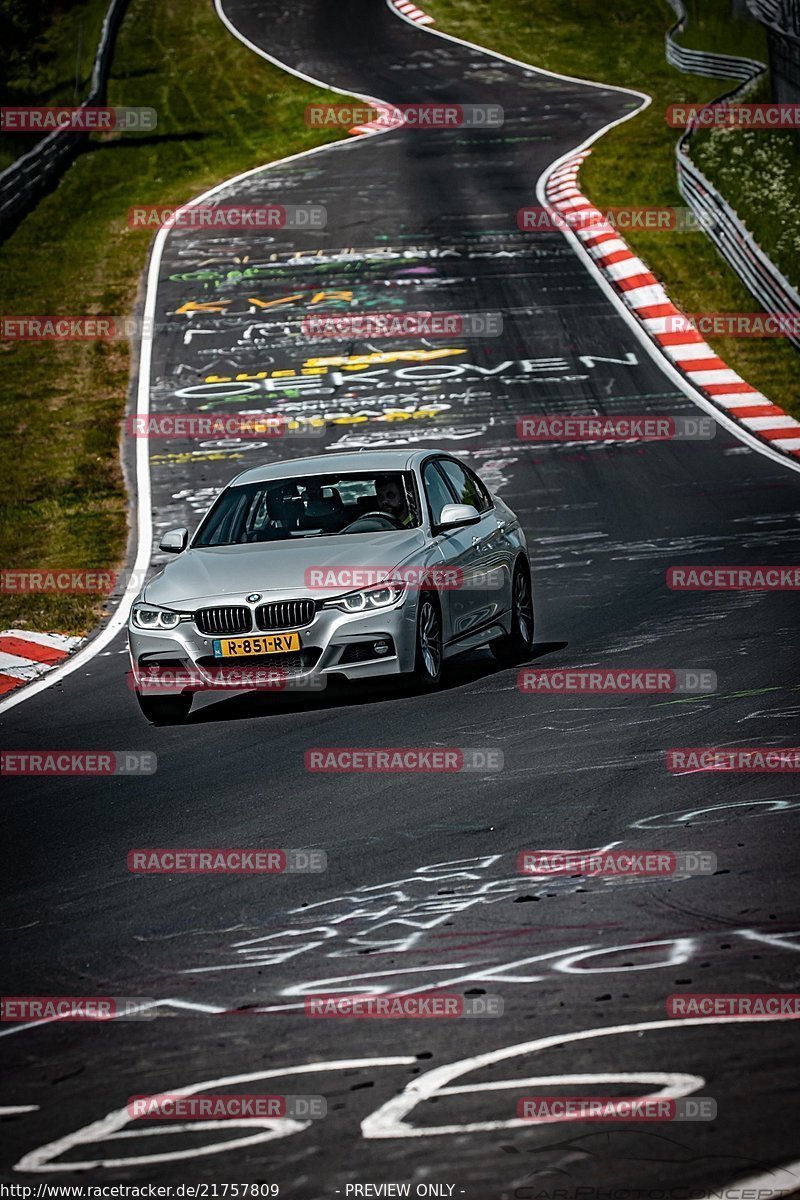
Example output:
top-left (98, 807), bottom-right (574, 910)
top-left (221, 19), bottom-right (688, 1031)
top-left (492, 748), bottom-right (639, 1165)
top-left (376, 481), bottom-right (405, 516)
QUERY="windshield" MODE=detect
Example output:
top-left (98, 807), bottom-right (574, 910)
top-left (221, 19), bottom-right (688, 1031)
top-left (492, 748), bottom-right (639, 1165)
top-left (192, 471), bottom-right (422, 547)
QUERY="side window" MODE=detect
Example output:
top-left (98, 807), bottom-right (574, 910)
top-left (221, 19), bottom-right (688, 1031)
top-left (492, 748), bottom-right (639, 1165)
top-left (437, 459), bottom-right (492, 513)
top-left (464, 466), bottom-right (493, 512)
top-left (423, 461), bottom-right (456, 526)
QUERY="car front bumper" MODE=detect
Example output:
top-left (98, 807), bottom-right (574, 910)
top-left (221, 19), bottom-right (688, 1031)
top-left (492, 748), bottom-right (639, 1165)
top-left (128, 596), bottom-right (419, 694)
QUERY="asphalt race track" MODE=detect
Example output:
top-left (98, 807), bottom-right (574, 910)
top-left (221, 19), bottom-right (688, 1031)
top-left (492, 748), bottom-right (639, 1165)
top-left (2, 1), bottom-right (800, 1195)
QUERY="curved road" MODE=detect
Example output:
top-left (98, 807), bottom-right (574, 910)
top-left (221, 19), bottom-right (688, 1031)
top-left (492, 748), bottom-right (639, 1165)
top-left (2, 2), bottom-right (799, 1195)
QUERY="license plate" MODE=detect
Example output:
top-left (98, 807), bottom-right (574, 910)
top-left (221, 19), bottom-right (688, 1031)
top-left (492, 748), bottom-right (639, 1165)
top-left (213, 632), bottom-right (301, 658)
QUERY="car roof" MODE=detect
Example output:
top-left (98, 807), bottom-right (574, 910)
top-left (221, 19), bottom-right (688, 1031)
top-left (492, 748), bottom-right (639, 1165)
top-left (230, 449), bottom-right (446, 486)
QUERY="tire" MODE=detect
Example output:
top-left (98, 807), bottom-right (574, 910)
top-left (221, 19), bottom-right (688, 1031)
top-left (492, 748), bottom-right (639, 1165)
top-left (411, 592), bottom-right (443, 688)
top-left (491, 560), bottom-right (534, 664)
top-left (135, 690), bottom-right (193, 725)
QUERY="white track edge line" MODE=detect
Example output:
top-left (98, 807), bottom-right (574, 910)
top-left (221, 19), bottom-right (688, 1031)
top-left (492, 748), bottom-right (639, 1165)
top-left (387, 0), bottom-right (800, 475)
top-left (0, 4), bottom-right (404, 717)
top-left (4, 0), bottom-right (795, 719)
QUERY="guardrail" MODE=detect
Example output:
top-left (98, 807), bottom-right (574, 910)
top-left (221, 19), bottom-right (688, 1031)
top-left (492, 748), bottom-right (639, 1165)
top-left (748, 0), bottom-right (800, 39)
top-left (664, 0), bottom-right (800, 351)
top-left (664, 0), bottom-right (764, 79)
top-left (0, 0), bottom-right (129, 235)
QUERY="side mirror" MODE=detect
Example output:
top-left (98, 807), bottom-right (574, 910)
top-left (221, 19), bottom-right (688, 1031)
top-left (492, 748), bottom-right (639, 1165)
top-left (438, 503), bottom-right (481, 529)
top-left (159, 527), bottom-right (188, 554)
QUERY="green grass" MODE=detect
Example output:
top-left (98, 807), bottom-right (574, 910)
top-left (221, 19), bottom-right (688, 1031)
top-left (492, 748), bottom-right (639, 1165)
top-left (0, 0), bottom-right (349, 635)
top-left (691, 77), bottom-right (800, 290)
top-left (421, 0), bottom-right (799, 420)
top-left (670, 0), bottom-right (800, 290)
top-left (0, 0), bottom-right (112, 171)
top-left (674, 0), bottom-right (766, 58)
top-left (2, 0), bottom-right (797, 639)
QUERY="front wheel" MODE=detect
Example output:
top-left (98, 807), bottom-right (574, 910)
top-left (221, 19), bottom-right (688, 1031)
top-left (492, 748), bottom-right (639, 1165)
top-left (491, 561), bottom-right (534, 664)
top-left (411, 592), bottom-right (443, 688)
top-left (135, 690), bottom-right (193, 725)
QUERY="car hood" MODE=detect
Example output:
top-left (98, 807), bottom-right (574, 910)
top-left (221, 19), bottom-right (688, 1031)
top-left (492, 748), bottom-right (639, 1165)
top-left (144, 530), bottom-right (432, 606)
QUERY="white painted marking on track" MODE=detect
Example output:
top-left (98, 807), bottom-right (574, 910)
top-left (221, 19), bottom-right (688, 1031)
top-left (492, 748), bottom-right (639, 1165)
top-left (0, 651), bottom-right (44, 670)
top-left (0, 997), bottom-right (227, 1039)
top-left (537, 167), bottom-right (800, 474)
top-left (6, 6), bottom-right (800, 1192)
top-left (361, 1014), bottom-right (793, 1138)
top-left (620, 283), bottom-right (668, 306)
top-left (588, 237), bottom-right (628, 258)
top-left (632, 798), bottom-right (800, 828)
top-left (1, 630), bottom-right (79, 650)
top-left (15, 1058), bottom-right (416, 1171)
top-left (10, 0), bottom-right (782, 723)
top-left (663, 341), bottom-right (717, 361)
top-left (718, 393), bottom-right (771, 407)
top-left (0, 3), bottom-right (410, 717)
top-left (605, 257), bottom-right (649, 282)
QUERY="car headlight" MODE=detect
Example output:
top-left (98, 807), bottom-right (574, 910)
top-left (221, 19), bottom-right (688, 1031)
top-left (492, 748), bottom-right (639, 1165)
top-left (323, 582), bottom-right (406, 613)
top-left (131, 604), bottom-right (188, 630)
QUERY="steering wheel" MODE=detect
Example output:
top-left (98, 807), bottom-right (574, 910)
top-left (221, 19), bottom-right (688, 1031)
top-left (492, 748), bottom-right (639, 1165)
top-left (341, 511), bottom-right (405, 532)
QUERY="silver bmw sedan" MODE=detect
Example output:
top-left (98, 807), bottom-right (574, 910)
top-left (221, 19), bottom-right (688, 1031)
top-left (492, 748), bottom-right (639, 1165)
top-left (128, 449), bottom-right (533, 723)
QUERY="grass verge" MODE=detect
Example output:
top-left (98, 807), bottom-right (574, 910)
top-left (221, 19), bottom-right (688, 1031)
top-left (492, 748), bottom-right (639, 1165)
top-left (420, 0), bottom-right (799, 419)
top-left (691, 76), bottom-right (800, 291)
top-left (0, 0), bottom-right (349, 635)
top-left (0, 0), bottom-right (113, 171)
top-left (673, 10), bottom-right (799, 294)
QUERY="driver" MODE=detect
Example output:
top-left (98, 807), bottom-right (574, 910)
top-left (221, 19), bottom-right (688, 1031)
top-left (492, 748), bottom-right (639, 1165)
top-left (375, 474), bottom-right (415, 527)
